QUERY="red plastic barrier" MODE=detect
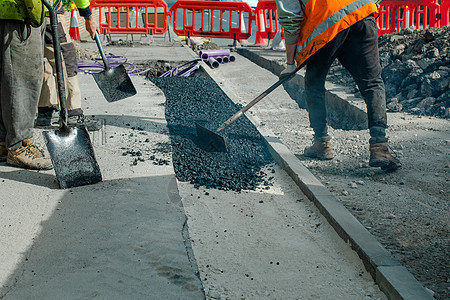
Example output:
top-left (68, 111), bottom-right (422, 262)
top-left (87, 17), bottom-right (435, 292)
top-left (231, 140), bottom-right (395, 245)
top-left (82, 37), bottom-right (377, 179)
top-left (253, 0), bottom-right (283, 42)
top-left (253, 0), bottom-right (280, 39)
top-left (377, 0), bottom-right (440, 35)
top-left (169, 0), bottom-right (252, 40)
top-left (90, 0), bottom-right (169, 35)
top-left (440, 0), bottom-right (450, 27)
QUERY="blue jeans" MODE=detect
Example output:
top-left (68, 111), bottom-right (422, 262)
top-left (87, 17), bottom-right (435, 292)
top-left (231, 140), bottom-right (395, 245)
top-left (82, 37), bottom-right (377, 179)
top-left (305, 15), bottom-right (388, 144)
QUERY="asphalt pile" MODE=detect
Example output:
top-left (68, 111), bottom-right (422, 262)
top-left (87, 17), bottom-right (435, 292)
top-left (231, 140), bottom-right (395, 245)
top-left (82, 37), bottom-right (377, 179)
top-left (327, 26), bottom-right (450, 118)
top-left (150, 76), bottom-right (274, 192)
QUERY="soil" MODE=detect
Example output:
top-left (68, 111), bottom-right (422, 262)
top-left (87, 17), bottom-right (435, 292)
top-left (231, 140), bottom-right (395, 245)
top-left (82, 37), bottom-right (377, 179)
top-left (205, 45), bottom-right (449, 299)
top-left (251, 78), bottom-right (450, 300)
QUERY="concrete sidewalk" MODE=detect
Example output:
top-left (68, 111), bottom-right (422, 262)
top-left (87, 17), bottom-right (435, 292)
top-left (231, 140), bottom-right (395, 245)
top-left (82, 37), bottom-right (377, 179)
top-left (0, 60), bottom-right (204, 299)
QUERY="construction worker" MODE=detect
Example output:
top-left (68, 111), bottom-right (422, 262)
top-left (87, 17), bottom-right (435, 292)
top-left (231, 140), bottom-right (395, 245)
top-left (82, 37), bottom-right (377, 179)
top-left (0, 0), bottom-right (53, 170)
top-left (277, 0), bottom-right (401, 171)
top-left (36, 1), bottom-right (101, 131)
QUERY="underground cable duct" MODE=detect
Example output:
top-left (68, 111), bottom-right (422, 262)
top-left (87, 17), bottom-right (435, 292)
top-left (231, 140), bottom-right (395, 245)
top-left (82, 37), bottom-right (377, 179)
top-left (207, 57), bottom-right (220, 68)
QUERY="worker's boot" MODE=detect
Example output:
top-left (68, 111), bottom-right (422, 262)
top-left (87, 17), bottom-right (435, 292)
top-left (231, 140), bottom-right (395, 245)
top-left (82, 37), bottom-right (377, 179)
top-left (68, 114), bottom-right (102, 131)
top-left (304, 139), bottom-right (334, 160)
top-left (7, 137), bottom-right (53, 170)
top-left (35, 107), bottom-right (59, 127)
top-left (0, 141), bottom-right (6, 162)
top-left (369, 142), bottom-right (401, 171)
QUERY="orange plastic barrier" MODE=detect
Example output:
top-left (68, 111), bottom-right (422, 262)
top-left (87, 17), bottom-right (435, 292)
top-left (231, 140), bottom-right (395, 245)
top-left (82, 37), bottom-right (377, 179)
top-left (253, 0), bottom-right (283, 44)
top-left (169, 0), bottom-right (253, 40)
top-left (90, 0), bottom-right (169, 35)
top-left (377, 0), bottom-right (441, 35)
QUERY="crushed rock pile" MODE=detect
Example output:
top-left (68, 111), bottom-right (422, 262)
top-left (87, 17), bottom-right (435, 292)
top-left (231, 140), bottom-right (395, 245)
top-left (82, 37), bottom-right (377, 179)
top-left (328, 26), bottom-right (450, 119)
top-left (150, 77), bottom-right (275, 192)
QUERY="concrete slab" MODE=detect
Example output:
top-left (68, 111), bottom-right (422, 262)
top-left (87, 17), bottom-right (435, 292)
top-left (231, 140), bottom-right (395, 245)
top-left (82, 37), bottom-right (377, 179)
top-left (0, 72), bottom-right (203, 299)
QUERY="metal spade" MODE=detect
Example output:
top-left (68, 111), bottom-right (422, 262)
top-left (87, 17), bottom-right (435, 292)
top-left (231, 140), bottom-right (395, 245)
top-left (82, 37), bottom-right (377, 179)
top-left (42, 0), bottom-right (102, 189)
top-left (92, 31), bottom-right (137, 102)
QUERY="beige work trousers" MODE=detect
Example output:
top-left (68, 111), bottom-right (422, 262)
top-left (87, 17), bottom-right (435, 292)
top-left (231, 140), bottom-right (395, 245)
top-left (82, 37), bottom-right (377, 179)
top-left (38, 16), bottom-right (81, 111)
top-left (39, 44), bottom-right (82, 111)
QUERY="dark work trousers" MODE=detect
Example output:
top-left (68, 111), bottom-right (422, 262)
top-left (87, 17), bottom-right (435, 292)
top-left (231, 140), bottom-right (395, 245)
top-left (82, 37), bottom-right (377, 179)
top-left (0, 20), bottom-right (44, 150)
top-left (305, 15), bottom-right (388, 144)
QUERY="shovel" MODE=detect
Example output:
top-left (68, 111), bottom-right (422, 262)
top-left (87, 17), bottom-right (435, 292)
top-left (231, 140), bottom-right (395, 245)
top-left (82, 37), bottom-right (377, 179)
top-left (42, 0), bottom-right (102, 189)
top-left (195, 64), bottom-right (303, 152)
top-left (92, 31), bottom-right (137, 102)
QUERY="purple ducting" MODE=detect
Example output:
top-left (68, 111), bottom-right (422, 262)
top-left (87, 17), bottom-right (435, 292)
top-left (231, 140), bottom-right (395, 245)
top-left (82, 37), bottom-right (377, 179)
top-left (207, 57), bottom-right (220, 69)
top-left (200, 49), bottom-right (231, 60)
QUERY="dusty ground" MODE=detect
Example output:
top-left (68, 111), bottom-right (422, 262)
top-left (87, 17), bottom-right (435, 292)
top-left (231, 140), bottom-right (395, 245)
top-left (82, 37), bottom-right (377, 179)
top-left (73, 40), bottom-right (448, 299)
top-left (252, 92), bottom-right (450, 300)
top-left (206, 51), bottom-right (449, 299)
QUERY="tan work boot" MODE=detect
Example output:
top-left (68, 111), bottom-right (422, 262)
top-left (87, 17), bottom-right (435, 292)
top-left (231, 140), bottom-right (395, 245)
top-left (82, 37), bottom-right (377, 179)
top-left (7, 137), bottom-right (53, 170)
top-left (369, 142), bottom-right (401, 171)
top-left (304, 139), bottom-right (334, 160)
top-left (0, 141), bottom-right (6, 162)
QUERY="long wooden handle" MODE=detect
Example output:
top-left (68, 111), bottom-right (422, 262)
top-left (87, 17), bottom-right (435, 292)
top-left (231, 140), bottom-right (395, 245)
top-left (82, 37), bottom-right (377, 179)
top-left (216, 65), bottom-right (303, 132)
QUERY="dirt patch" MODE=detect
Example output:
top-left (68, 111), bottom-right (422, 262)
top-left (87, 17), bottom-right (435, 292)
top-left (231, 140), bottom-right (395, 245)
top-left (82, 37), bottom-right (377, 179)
top-left (327, 26), bottom-right (450, 119)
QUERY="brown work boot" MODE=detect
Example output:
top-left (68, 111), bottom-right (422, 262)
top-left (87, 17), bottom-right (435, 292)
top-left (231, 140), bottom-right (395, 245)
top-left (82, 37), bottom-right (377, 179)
top-left (7, 137), bottom-right (53, 170)
top-left (304, 139), bottom-right (334, 160)
top-left (369, 142), bottom-right (401, 171)
top-left (0, 141), bottom-right (6, 162)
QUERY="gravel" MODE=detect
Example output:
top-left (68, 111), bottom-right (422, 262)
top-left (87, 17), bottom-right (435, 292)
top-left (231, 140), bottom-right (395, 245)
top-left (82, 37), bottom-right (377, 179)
top-left (150, 77), bottom-right (274, 192)
top-left (327, 26), bottom-right (450, 119)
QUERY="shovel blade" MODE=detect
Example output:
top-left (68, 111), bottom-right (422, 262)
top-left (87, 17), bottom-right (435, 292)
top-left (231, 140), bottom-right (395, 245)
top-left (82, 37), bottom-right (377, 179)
top-left (92, 64), bottom-right (137, 102)
top-left (43, 126), bottom-right (102, 189)
top-left (195, 123), bottom-right (227, 152)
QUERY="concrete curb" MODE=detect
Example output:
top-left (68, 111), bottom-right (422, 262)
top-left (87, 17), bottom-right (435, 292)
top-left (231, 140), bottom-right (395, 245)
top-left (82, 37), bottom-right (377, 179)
top-left (186, 45), bottom-right (434, 300)
top-left (252, 117), bottom-right (434, 300)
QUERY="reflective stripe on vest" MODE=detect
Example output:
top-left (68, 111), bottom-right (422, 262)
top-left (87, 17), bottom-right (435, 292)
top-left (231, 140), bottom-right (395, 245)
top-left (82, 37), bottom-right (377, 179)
top-left (295, 0), bottom-right (377, 66)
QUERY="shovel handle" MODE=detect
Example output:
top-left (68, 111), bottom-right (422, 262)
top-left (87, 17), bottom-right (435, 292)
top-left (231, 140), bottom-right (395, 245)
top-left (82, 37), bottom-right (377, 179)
top-left (216, 64), bottom-right (304, 132)
top-left (94, 31), bottom-right (110, 71)
top-left (42, 0), bottom-right (69, 129)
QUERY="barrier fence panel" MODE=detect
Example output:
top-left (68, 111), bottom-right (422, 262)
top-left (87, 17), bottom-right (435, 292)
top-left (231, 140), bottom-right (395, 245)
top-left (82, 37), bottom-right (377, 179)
top-left (253, 0), bottom-right (283, 40)
top-left (440, 0), bottom-right (450, 27)
top-left (89, 0), bottom-right (448, 39)
top-left (377, 0), bottom-right (442, 35)
top-left (90, 0), bottom-right (169, 35)
top-left (169, 0), bottom-right (252, 40)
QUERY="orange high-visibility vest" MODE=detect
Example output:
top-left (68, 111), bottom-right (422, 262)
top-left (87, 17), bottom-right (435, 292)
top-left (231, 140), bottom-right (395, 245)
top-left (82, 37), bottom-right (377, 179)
top-left (296, 0), bottom-right (378, 66)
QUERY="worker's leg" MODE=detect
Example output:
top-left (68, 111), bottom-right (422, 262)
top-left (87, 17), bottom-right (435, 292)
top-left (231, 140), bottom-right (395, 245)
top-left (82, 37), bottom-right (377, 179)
top-left (37, 44), bottom-right (62, 126)
top-left (39, 46), bottom-right (59, 108)
top-left (337, 15), bottom-right (387, 144)
top-left (338, 15), bottom-right (400, 170)
top-left (60, 40), bottom-right (82, 115)
top-left (0, 21), bottom-right (53, 170)
top-left (304, 56), bottom-right (333, 140)
top-left (61, 40), bottom-right (101, 131)
top-left (38, 21), bottom-right (101, 131)
top-left (305, 28), bottom-right (349, 140)
top-left (0, 21), bottom-right (44, 149)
